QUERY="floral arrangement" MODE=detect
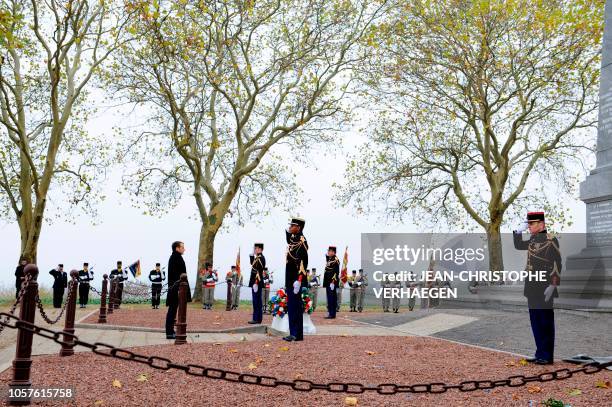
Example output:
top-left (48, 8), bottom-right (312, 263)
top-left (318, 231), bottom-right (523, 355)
top-left (269, 288), bottom-right (287, 317)
top-left (268, 287), bottom-right (314, 315)
top-left (301, 287), bottom-right (313, 314)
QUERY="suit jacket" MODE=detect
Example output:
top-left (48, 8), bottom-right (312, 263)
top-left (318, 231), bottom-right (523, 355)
top-left (166, 250), bottom-right (192, 306)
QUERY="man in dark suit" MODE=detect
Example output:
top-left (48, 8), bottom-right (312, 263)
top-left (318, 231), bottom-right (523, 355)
top-left (49, 264), bottom-right (68, 308)
top-left (165, 241), bottom-right (192, 339)
top-left (323, 246), bottom-right (339, 319)
top-left (514, 211), bottom-right (561, 365)
top-left (248, 243), bottom-right (266, 324)
top-left (284, 217), bottom-right (308, 342)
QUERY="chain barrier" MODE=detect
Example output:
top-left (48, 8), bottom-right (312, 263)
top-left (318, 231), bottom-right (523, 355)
top-left (35, 280), bottom-right (76, 325)
top-left (0, 312), bottom-right (610, 395)
top-left (0, 275), bottom-right (32, 336)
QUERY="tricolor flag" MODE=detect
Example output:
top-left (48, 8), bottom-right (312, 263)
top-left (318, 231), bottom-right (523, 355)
top-left (127, 260), bottom-right (141, 278)
top-left (235, 248), bottom-right (241, 277)
top-left (340, 246), bottom-right (348, 283)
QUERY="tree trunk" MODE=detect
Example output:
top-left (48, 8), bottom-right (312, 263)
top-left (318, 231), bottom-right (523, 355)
top-left (16, 210), bottom-right (40, 265)
top-left (486, 222), bottom-right (505, 284)
top-left (193, 224), bottom-right (217, 301)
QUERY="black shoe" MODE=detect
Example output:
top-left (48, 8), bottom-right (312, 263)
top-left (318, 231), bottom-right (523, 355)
top-left (526, 357), bottom-right (538, 363)
top-left (394, 310), bottom-right (398, 313)
top-left (283, 335), bottom-right (296, 342)
top-left (324, 316), bottom-right (335, 319)
top-left (534, 359), bottom-right (553, 365)
top-left (166, 334), bottom-right (176, 339)
top-left (294, 337), bottom-right (304, 341)
top-left (247, 320), bottom-right (261, 324)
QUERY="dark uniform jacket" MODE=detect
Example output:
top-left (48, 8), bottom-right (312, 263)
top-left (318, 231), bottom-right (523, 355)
top-left (323, 255), bottom-right (340, 288)
top-left (284, 231), bottom-right (309, 290)
top-left (513, 229), bottom-right (561, 306)
top-left (78, 269), bottom-right (93, 284)
top-left (248, 254), bottom-right (266, 287)
top-left (50, 269), bottom-right (68, 289)
top-left (109, 269), bottom-right (127, 283)
top-left (166, 251), bottom-right (192, 306)
top-left (149, 270), bottom-right (164, 286)
top-left (15, 265), bottom-right (25, 290)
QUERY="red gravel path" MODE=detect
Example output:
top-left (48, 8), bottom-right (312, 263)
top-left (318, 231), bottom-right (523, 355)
top-left (1, 336), bottom-right (609, 406)
top-left (81, 307), bottom-right (359, 330)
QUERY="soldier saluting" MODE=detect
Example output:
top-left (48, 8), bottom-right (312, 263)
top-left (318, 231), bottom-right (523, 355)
top-left (323, 246), bottom-right (339, 319)
top-left (49, 264), bottom-right (67, 308)
top-left (513, 211), bottom-right (561, 365)
top-left (248, 243), bottom-right (266, 324)
top-left (78, 262), bottom-right (94, 308)
top-left (149, 263), bottom-right (165, 309)
top-left (284, 217), bottom-right (308, 342)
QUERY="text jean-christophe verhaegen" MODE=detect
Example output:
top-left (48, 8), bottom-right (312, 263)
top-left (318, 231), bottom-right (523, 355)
top-left (370, 244), bottom-right (548, 299)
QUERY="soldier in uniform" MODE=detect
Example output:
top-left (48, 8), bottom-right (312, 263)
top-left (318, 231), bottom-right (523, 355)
top-left (149, 263), bottom-right (164, 309)
top-left (355, 269), bottom-right (367, 312)
top-left (14, 257), bottom-right (28, 298)
top-left (336, 273), bottom-right (344, 312)
top-left (232, 269), bottom-right (243, 310)
top-left (202, 263), bottom-right (217, 310)
top-left (283, 217), bottom-right (308, 342)
top-left (49, 264), bottom-right (68, 308)
top-left (514, 211), bottom-right (561, 365)
top-left (348, 270), bottom-right (357, 312)
top-left (262, 268), bottom-right (272, 313)
top-left (248, 243), bottom-right (266, 324)
top-left (78, 262), bottom-right (94, 308)
top-left (226, 266), bottom-right (236, 311)
top-left (323, 246), bottom-right (339, 319)
top-left (381, 274), bottom-right (391, 312)
top-left (109, 261), bottom-right (126, 309)
top-left (390, 271), bottom-right (401, 313)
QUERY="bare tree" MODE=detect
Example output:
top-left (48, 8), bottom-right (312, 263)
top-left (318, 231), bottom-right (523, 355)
top-left (0, 0), bottom-right (132, 262)
top-left (338, 0), bottom-right (602, 272)
top-left (110, 0), bottom-right (388, 299)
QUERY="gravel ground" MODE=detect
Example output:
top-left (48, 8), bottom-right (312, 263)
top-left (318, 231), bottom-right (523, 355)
top-left (0, 336), bottom-right (609, 406)
top-left (81, 306), bottom-right (359, 330)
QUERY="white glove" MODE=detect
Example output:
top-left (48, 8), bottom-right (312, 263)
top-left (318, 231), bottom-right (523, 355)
top-left (253, 283), bottom-right (258, 293)
top-left (544, 285), bottom-right (555, 302)
top-left (330, 283), bottom-right (335, 291)
top-left (357, 281), bottom-right (362, 286)
top-left (515, 221), bottom-right (528, 233)
top-left (293, 280), bottom-right (300, 294)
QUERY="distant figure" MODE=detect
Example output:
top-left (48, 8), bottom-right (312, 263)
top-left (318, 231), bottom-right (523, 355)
top-left (78, 262), bottom-right (93, 308)
top-left (248, 243), bottom-right (266, 324)
top-left (232, 270), bottom-right (243, 310)
top-left (309, 268), bottom-right (320, 311)
top-left (225, 266), bottom-right (236, 311)
top-left (149, 263), bottom-right (164, 309)
top-left (109, 261), bottom-right (126, 308)
top-left (202, 263), bottom-right (217, 310)
top-left (14, 257), bottom-right (28, 299)
top-left (49, 264), bottom-right (67, 308)
top-left (323, 246), bottom-right (339, 319)
top-left (262, 268), bottom-right (272, 313)
top-left (283, 217), bottom-right (308, 342)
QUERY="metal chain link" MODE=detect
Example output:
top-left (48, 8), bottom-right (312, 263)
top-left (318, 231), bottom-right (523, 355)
top-left (35, 279), bottom-right (76, 325)
top-left (0, 275), bottom-right (32, 336)
top-left (0, 311), bottom-right (609, 395)
top-left (89, 285), bottom-right (103, 296)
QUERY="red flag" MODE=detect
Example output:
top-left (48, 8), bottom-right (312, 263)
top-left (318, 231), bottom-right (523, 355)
top-left (235, 247), bottom-right (241, 277)
top-left (340, 246), bottom-right (348, 283)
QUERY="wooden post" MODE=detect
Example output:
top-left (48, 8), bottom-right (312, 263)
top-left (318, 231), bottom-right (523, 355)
top-left (97, 274), bottom-right (108, 323)
top-left (175, 274), bottom-right (188, 345)
top-left (59, 271), bottom-right (79, 357)
top-left (9, 264), bottom-right (39, 406)
top-left (107, 279), bottom-right (115, 315)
